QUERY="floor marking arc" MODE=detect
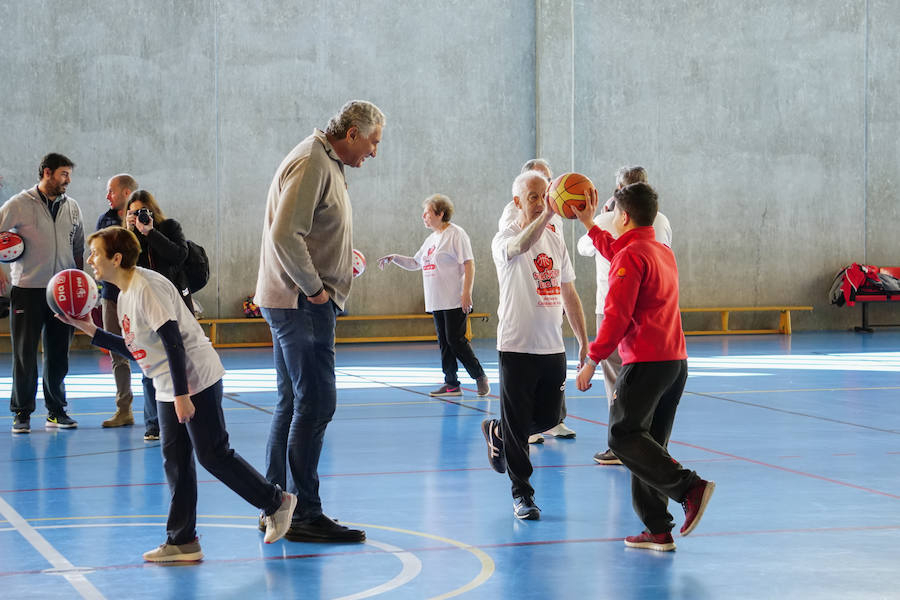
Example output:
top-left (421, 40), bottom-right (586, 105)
top-left (0, 496), bottom-right (105, 600)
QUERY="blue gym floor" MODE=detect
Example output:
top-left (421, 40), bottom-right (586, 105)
top-left (2, 331), bottom-right (899, 599)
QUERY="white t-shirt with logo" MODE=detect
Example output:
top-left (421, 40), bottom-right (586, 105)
top-left (118, 267), bottom-right (225, 402)
top-left (413, 223), bottom-right (474, 312)
top-left (492, 221), bottom-right (575, 354)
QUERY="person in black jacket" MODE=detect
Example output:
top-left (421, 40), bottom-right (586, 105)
top-left (126, 189), bottom-right (192, 440)
top-left (97, 174), bottom-right (138, 429)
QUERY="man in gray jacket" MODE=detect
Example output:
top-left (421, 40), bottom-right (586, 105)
top-left (255, 100), bottom-right (384, 543)
top-left (0, 153), bottom-right (85, 434)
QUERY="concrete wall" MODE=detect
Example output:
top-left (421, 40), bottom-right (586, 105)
top-left (1, 1), bottom-right (898, 337)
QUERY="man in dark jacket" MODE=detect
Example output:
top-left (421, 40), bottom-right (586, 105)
top-left (97, 174), bottom-right (138, 428)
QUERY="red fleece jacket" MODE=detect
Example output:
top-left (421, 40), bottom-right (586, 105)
top-left (586, 225), bottom-right (687, 365)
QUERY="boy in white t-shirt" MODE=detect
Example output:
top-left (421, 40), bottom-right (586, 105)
top-left (379, 194), bottom-right (489, 396)
top-left (481, 171), bottom-right (588, 520)
top-left (58, 226), bottom-right (297, 562)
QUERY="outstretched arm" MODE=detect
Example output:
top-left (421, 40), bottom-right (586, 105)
top-left (378, 254), bottom-right (420, 271)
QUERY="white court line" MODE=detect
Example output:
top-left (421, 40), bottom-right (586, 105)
top-left (0, 496), bottom-right (105, 599)
top-left (333, 540), bottom-right (422, 600)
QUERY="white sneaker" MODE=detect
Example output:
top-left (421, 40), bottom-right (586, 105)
top-left (544, 422), bottom-right (576, 439)
top-left (528, 433), bottom-right (544, 444)
top-left (264, 491), bottom-right (297, 543)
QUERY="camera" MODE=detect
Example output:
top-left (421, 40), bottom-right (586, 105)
top-left (136, 208), bottom-right (152, 225)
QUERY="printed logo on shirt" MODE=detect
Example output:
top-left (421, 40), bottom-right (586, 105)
top-left (546, 224), bottom-right (556, 233)
top-left (532, 252), bottom-right (561, 306)
top-left (422, 245), bottom-right (437, 273)
top-left (121, 314), bottom-right (147, 360)
top-left (616, 267), bottom-right (627, 278)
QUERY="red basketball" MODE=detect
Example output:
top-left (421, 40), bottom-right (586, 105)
top-left (548, 172), bottom-right (595, 219)
top-left (352, 249), bottom-right (366, 278)
top-left (0, 231), bottom-right (25, 263)
top-left (46, 269), bottom-right (100, 318)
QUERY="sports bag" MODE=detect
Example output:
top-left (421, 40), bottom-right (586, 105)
top-left (182, 240), bottom-right (210, 293)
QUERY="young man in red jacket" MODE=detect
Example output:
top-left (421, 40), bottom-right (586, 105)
top-left (574, 182), bottom-right (714, 552)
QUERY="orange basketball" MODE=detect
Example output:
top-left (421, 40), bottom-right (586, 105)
top-left (547, 172), bottom-right (595, 219)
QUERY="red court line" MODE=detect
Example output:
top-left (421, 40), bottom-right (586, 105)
top-left (569, 414), bottom-right (900, 500)
top-left (2, 522), bottom-right (899, 579)
top-left (0, 458), bottom-right (738, 494)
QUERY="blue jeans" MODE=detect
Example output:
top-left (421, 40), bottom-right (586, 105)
top-left (142, 375), bottom-right (159, 433)
top-left (261, 297), bottom-right (338, 522)
top-left (158, 380), bottom-right (282, 545)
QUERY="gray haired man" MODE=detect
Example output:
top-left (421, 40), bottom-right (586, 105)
top-left (255, 100), bottom-right (384, 542)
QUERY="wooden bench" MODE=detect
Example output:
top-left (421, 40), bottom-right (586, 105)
top-left (198, 312), bottom-right (491, 348)
top-left (680, 306), bottom-right (813, 335)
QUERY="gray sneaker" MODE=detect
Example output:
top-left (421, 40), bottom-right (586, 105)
top-left (12, 413), bottom-right (30, 434)
top-left (46, 412), bottom-right (77, 429)
top-left (142, 538), bottom-right (203, 562)
top-left (476, 376), bottom-right (490, 396)
top-left (264, 491), bottom-right (297, 543)
top-left (430, 384), bottom-right (462, 397)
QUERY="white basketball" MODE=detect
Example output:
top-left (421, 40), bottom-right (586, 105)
top-left (352, 249), bottom-right (366, 278)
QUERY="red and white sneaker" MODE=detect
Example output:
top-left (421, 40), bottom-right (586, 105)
top-left (624, 531), bottom-right (676, 552)
top-left (680, 479), bottom-right (716, 536)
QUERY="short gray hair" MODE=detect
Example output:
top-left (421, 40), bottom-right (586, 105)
top-left (615, 165), bottom-right (648, 188)
top-left (512, 170), bottom-right (546, 200)
top-left (112, 173), bottom-right (138, 194)
top-left (326, 100), bottom-right (386, 138)
top-left (521, 158), bottom-right (552, 177)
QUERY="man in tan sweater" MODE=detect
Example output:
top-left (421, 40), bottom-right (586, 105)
top-left (255, 100), bottom-right (384, 543)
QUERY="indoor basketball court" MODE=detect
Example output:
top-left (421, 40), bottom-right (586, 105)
top-left (2, 332), bottom-right (898, 599)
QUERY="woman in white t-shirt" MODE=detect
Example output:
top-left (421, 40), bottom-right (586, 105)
top-left (57, 226), bottom-right (296, 563)
top-left (378, 194), bottom-right (489, 397)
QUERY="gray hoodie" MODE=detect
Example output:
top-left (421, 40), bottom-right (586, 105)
top-left (0, 186), bottom-right (85, 288)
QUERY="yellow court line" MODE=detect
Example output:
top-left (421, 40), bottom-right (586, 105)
top-left (341, 522), bottom-right (494, 600)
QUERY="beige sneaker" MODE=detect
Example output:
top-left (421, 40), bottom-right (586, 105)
top-left (528, 433), bottom-right (544, 444)
top-left (143, 539), bottom-right (203, 562)
top-left (264, 492), bottom-right (297, 544)
top-left (102, 410), bottom-right (134, 428)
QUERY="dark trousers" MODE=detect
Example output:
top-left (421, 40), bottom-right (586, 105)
top-left (158, 380), bottom-right (282, 545)
top-left (9, 286), bottom-right (74, 416)
top-left (607, 359), bottom-right (698, 534)
top-left (432, 308), bottom-right (485, 386)
top-left (142, 376), bottom-right (159, 432)
top-left (499, 351), bottom-right (566, 499)
top-left (260, 298), bottom-right (338, 522)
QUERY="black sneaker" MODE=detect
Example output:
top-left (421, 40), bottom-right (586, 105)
top-left (12, 413), bottom-right (30, 434)
top-left (593, 449), bottom-right (622, 465)
top-left (481, 419), bottom-right (506, 473)
top-left (513, 496), bottom-right (540, 520)
top-left (144, 429), bottom-right (160, 441)
top-left (46, 412), bottom-right (78, 429)
top-left (284, 515), bottom-right (366, 543)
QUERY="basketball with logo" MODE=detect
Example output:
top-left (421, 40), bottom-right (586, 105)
top-left (0, 231), bottom-right (25, 263)
top-left (46, 269), bottom-right (100, 318)
top-left (352, 249), bottom-right (366, 278)
top-left (547, 172), bottom-right (595, 219)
